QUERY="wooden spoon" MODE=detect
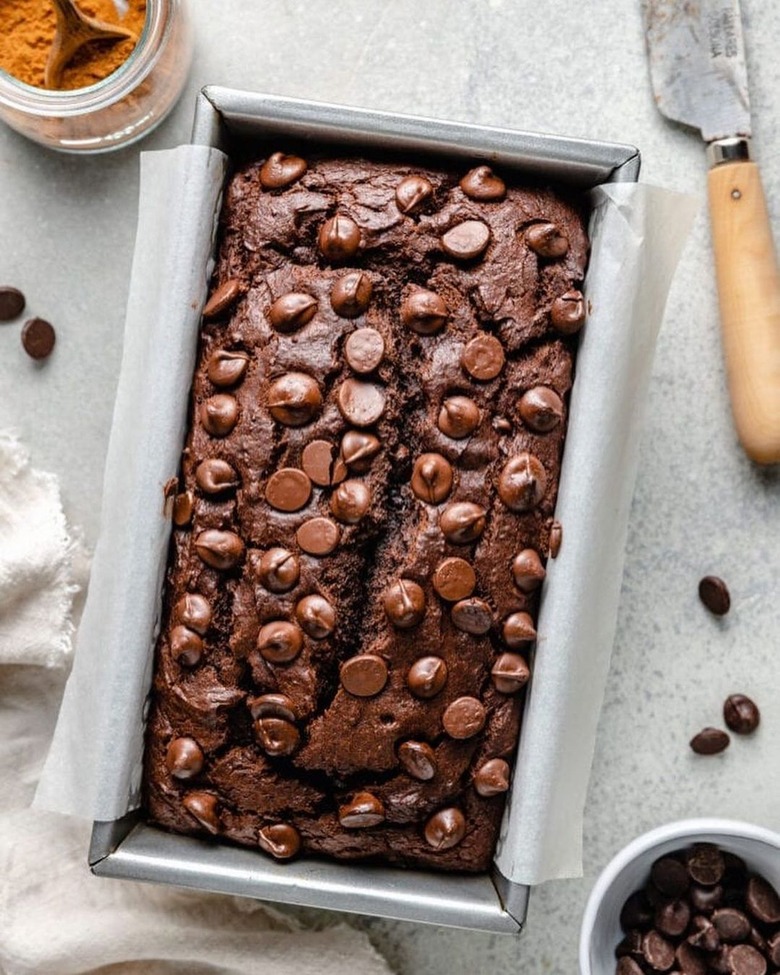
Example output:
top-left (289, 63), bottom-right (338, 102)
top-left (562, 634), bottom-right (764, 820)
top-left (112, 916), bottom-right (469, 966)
top-left (44, 0), bottom-right (137, 90)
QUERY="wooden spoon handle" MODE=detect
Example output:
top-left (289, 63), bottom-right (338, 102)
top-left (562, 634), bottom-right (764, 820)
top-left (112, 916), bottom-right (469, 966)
top-left (708, 159), bottom-right (780, 464)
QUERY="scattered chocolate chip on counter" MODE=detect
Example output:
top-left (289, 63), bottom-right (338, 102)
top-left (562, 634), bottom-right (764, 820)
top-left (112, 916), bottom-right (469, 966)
top-left (699, 575), bottom-right (731, 616)
top-left (690, 727), bottom-right (730, 755)
top-left (21, 317), bottom-right (55, 359)
top-left (616, 844), bottom-right (780, 975)
top-left (0, 286), bottom-right (25, 322)
top-left (723, 694), bottom-right (760, 735)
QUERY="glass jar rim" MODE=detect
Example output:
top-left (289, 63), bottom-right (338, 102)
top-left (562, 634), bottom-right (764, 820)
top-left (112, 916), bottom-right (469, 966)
top-left (0, 0), bottom-right (169, 117)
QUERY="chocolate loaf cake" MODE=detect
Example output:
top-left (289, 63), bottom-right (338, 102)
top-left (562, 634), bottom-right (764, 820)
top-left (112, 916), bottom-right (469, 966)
top-left (143, 152), bottom-right (589, 872)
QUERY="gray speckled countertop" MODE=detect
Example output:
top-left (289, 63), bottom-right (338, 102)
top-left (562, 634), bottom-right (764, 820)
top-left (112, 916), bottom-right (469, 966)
top-left (1, 2), bottom-right (778, 973)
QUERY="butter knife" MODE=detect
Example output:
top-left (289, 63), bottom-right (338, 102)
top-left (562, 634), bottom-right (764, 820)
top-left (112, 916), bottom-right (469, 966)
top-left (645, 0), bottom-right (780, 464)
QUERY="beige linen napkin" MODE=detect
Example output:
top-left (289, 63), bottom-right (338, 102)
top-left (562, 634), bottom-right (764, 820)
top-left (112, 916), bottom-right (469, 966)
top-left (0, 435), bottom-right (393, 975)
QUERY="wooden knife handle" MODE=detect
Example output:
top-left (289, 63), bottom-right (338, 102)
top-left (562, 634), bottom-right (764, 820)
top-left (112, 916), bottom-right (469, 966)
top-left (708, 160), bottom-right (780, 464)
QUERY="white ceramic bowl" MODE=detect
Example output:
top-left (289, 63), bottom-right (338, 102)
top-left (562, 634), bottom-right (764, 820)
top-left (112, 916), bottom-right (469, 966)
top-left (579, 819), bottom-right (780, 975)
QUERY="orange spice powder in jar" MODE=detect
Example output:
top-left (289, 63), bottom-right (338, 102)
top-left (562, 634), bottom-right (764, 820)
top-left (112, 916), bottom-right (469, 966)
top-left (0, 0), bottom-right (147, 90)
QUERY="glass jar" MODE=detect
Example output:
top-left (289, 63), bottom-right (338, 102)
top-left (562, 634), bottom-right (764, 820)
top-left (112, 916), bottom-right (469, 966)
top-left (0, 0), bottom-right (192, 153)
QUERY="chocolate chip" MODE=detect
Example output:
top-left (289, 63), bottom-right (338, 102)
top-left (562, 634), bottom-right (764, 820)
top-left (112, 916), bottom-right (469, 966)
top-left (498, 453), bottom-right (547, 511)
top-left (518, 386), bottom-right (564, 433)
top-left (438, 395), bottom-right (480, 439)
top-left (432, 557), bottom-right (476, 601)
top-left (688, 915), bottom-right (721, 951)
top-left (256, 621), bottom-right (304, 663)
top-left (267, 372), bottom-right (322, 426)
top-left (691, 884), bottom-right (724, 914)
top-left (502, 611), bottom-right (537, 648)
top-left (207, 349), bottom-right (248, 387)
top-left (338, 792), bottom-right (385, 828)
top-left (195, 458), bottom-right (239, 495)
top-left (652, 857), bottom-right (691, 898)
top-left (461, 333), bottom-right (505, 381)
top-left (729, 945), bottom-right (767, 975)
top-left (424, 808), bottom-right (466, 850)
top-left (621, 891), bottom-right (654, 931)
top-left (460, 166), bottom-right (506, 201)
top-left (257, 548), bottom-right (300, 593)
top-left (442, 696), bottom-right (486, 739)
top-left (675, 943), bottom-right (707, 975)
top-left (617, 932), bottom-right (645, 959)
top-left (690, 728), bottom-right (730, 755)
top-left (330, 479), bottom-right (371, 524)
top-left (318, 214), bottom-right (361, 262)
top-left (512, 549), bottom-right (546, 592)
top-left (340, 430), bottom-right (382, 472)
top-left (395, 174), bottom-right (434, 214)
top-left (172, 491), bottom-right (194, 526)
top-left (655, 900), bottom-right (692, 938)
top-left (345, 327), bottom-right (385, 374)
top-left (257, 823), bottom-right (301, 860)
top-left (265, 468), bottom-right (312, 512)
top-left (383, 579), bottom-right (426, 628)
top-left (302, 440), bottom-right (347, 487)
top-left (699, 576), bottom-right (731, 615)
top-left (745, 876), bottom-right (780, 924)
top-left (165, 737), bottom-right (204, 780)
top-left (398, 741), bottom-right (437, 781)
top-left (549, 520), bottom-right (563, 558)
top-left (401, 289), bottom-right (449, 335)
top-left (296, 517), bottom-right (340, 556)
top-left (248, 693), bottom-right (297, 722)
top-left (182, 792), bottom-right (219, 833)
top-left (551, 289), bottom-right (586, 334)
top-left (767, 932), bottom-right (780, 967)
top-left (451, 597), bottom-right (492, 635)
top-left (491, 653), bottom-right (530, 694)
top-left (642, 930), bottom-right (676, 971)
top-left (174, 593), bottom-right (212, 635)
top-left (616, 960), bottom-right (645, 975)
top-left (202, 278), bottom-right (242, 320)
top-left (406, 656), bottom-right (448, 699)
top-left (473, 758), bottom-right (510, 796)
top-left (340, 654), bottom-right (388, 697)
top-left (712, 909), bottom-right (751, 943)
top-left (295, 594), bottom-right (336, 640)
top-left (254, 717), bottom-right (300, 757)
top-left (194, 529), bottom-right (244, 570)
top-left (200, 394), bottom-right (239, 437)
top-left (439, 502), bottom-right (486, 544)
top-left (442, 220), bottom-right (491, 261)
top-left (526, 222), bottom-right (569, 258)
top-left (723, 695), bottom-right (760, 735)
top-left (259, 152), bottom-right (306, 189)
top-left (688, 844), bottom-right (726, 886)
top-left (21, 318), bottom-right (55, 359)
top-left (0, 286), bottom-right (25, 321)
top-left (331, 272), bottom-right (373, 319)
top-left (336, 378), bottom-right (386, 427)
top-left (411, 453), bottom-right (453, 504)
top-left (268, 292), bottom-right (318, 332)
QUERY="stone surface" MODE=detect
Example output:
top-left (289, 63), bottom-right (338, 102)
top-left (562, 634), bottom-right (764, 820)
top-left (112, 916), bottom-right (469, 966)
top-left (1, 0), bottom-right (778, 972)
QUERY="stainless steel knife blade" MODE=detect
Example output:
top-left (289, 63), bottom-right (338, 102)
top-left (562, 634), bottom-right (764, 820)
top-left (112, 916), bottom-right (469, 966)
top-left (644, 0), bottom-right (751, 142)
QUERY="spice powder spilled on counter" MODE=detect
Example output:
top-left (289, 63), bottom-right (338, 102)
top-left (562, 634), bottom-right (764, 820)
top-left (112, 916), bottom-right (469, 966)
top-left (0, 0), bottom-right (147, 90)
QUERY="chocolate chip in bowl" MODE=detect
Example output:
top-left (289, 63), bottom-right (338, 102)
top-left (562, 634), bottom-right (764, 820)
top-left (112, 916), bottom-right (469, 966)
top-left (580, 821), bottom-right (780, 975)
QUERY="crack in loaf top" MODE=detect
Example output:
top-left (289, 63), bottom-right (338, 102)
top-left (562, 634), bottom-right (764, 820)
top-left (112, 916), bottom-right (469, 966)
top-left (143, 150), bottom-right (589, 873)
